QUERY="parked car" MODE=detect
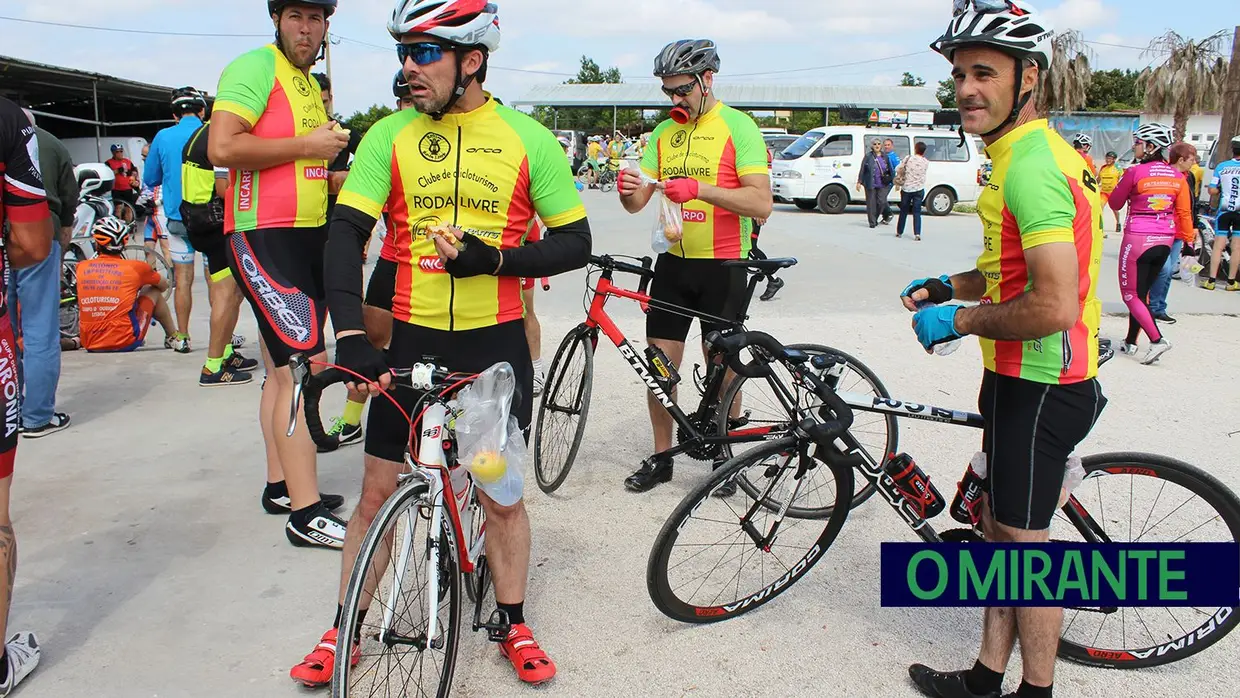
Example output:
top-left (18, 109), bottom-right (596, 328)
top-left (769, 126), bottom-right (985, 215)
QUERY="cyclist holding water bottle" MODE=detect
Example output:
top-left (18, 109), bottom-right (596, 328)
top-left (900, 3), bottom-right (1107, 697)
top-left (616, 38), bottom-right (772, 494)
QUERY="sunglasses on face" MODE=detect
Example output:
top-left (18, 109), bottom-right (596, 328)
top-left (953, 0), bottom-right (1016, 16)
top-left (661, 81), bottom-right (698, 98)
top-left (396, 42), bottom-right (449, 67)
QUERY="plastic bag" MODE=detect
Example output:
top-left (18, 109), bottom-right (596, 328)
top-left (651, 191), bottom-right (683, 254)
top-left (1058, 454), bottom-right (1086, 507)
top-left (1178, 255), bottom-right (1204, 285)
top-left (454, 362), bottom-right (526, 506)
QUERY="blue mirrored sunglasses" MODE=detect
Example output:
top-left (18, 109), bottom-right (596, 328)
top-left (396, 42), bottom-right (448, 67)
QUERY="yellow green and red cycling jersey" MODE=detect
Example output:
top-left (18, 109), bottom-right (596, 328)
top-left (338, 96), bottom-right (586, 331)
top-left (976, 119), bottom-right (1103, 385)
top-left (640, 101), bottom-right (768, 259)
top-left (213, 44), bottom-right (331, 234)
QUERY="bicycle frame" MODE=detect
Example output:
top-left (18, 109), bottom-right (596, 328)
top-left (580, 264), bottom-right (804, 459)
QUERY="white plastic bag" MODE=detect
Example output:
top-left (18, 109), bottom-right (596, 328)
top-left (1178, 255), bottom-right (1203, 285)
top-left (1058, 454), bottom-right (1086, 507)
top-left (649, 190), bottom-right (683, 254)
top-left (454, 362), bottom-right (526, 506)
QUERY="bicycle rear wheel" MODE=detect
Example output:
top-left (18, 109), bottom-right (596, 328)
top-left (123, 244), bottom-right (173, 301)
top-left (717, 344), bottom-right (894, 517)
top-left (647, 436), bottom-right (853, 623)
top-left (334, 483), bottom-right (461, 697)
top-left (1053, 452), bottom-right (1240, 668)
top-left (533, 326), bottom-right (594, 493)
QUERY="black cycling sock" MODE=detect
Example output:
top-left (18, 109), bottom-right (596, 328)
top-left (333, 604), bottom-right (344, 628)
top-left (1016, 680), bottom-right (1051, 698)
top-left (265, 480), bottom-right (288, 498)
top-left (332, 605), bottom-right (370, 643)
top-left (965, 660), bottom-right (1004, 696)
top-left (0, 649), bottom-right (8, 683)
top-left (290, 502), bottom-right (324, 527)
top-left (497, 601), bottom-right (525, 625)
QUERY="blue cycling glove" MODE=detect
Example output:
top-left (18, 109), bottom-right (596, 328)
top-left (912, 304), bottom-right (967, 352)
top-left (901, 275), bottom-right (954, 304)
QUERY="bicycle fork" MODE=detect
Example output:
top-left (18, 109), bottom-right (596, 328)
top-left (739, 441), bottom-right (812, 550)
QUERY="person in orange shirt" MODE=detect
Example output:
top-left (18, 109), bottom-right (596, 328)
top-left (76, 217), bottom-right (177, 353)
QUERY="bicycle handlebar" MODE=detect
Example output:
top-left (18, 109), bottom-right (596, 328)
top-left (703, 330), bottom-right (855, 445)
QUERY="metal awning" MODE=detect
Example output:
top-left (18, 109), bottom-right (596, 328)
top-left (512, 83), bottom-right (943, 111)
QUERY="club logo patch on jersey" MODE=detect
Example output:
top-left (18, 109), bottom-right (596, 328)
top-left (1148, 194), bottom-right (1172, 212)
top-left (420, 133), bottom-right (451, 163)
top-left (670, 131), bottom-right (688, 149)
top-left (292, 75), bottom-right (312, 98)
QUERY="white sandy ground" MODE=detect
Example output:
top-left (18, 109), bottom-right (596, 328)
top-left (11, 193), bottom-right (1240, 697)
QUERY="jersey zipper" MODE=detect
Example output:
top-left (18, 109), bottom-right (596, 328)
top-left (449, 125), bottom-right (463, 332)
top-left (675, 119), bottom-right (699, 258)
top-left (1060, 330), bottom-right (1072, 376)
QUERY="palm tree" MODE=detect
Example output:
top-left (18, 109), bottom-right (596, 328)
top-left (1136, 31), bottom-right (1229, 140)
top-left (1037, 30), bottom-right (1093, 114)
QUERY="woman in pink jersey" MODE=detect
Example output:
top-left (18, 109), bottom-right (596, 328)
top-left (1108, 122), bottom-right (1192, 365)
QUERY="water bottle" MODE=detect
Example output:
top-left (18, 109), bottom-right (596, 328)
top-left (950, 451), bottom-right (988, 525)
top-left (883, 453), bottom-right (945, 519)
top-left (915, 302), bottom-right (962, 356)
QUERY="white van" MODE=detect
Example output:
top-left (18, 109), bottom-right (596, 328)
top-left (770, 126), bottom-right (984, 216)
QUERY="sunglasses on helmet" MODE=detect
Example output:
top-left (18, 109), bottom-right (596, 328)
top-left (661, 81), bottom-right (699, 98)
top-left (952, 0), bottom-right (1018, 16)
top-left (396, 42), bottom-right (449, 67)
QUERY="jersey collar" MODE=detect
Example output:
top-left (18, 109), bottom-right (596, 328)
top-left (432, 92), bottom-right (500, 127)
top-left (693, 100), bottom-right (723, 125)
top-left (983, 118), bottom-right (1048, 160)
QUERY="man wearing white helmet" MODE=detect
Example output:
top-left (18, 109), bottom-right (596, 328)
top-left (901, 3), bottom-right (1106, 697)
top-left (292, 0), bottom-right (590, 689)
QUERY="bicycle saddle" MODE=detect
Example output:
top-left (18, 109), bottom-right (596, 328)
top-left (721, 257), bottom-right (797, 273)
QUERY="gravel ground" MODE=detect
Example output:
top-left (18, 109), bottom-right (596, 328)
top-left (12, 193), bottom-right (1239, 697)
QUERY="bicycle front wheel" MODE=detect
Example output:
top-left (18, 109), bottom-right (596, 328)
top-left (123, 244), bottom-right (173, 301)
top-left (533, 327), bottom-right (594, 493)
top-left (1054, 452), bottom-right (1240, 669)
top-left (717, 344), bottom-right (895, 516)
top-left (647, 436), bottom-right (853, 623)
top-left (334, 483), bottom-right (461, 697)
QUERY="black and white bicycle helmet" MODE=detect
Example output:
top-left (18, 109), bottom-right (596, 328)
top-left (171, 86), bottom-right (206, 112)
top-left (92, 216), bottom-right (128, 254)
top-left (1072, 133), bottom-right (1092, 148)
top-left (1133, 122), bottom-right (1174, 150)
top-left (653, 39), bottom-right (721, 77)
top-left (930, 0), bottom-right (1053, 138)
top-left (393, 70), bottom-right (410, 98)
top-left (388, 0), bottom-right (501, 52)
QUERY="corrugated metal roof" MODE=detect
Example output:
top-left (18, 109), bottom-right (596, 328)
top-left (512, 83), bottom-right (942, 111)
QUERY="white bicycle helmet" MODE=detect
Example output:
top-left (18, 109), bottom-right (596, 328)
top-left (1134, 123), bottom-right (1174, 150)
top-left (388, 0), bottom-right (501, 52)
top-left (1072, 133), bottom-right (1092, 148)
top-left (92, 216), bottom-right (128, 254)
top-left (931, 0), bottom-right (1053, 69)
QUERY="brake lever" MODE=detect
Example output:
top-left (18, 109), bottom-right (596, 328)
top-left (286, 354), bottom-right (308, 437)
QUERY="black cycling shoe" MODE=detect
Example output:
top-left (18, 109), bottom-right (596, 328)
top-left (908, 664), bottom-right (1000, 698)
top-left (759, 277), bottom-right (785, 302)
top-left (263, 490), bottom-right (346, 515)
top-left (712, 459), bottom-right (737, 497)
top-left (624, 456), bottom-right (673, 493)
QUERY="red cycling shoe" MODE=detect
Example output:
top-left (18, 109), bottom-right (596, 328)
top-left (290, 627), bottom-right (360, 688)
top-left (499, 623), bottom-right (556, 685)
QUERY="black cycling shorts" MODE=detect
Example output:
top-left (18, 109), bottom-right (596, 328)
top-left (1218, 211), bottom-right (1240, 235)
top-left (365, 320), bottom-right (533, 463)
top-left (646, 253), bottom-right (747, 342)
top-left (978, 370), bottom-right (1107, 530)
top-left (226, 226), bottom-right (328, 368)
top-left (364, 257), bottom-right (398, 312)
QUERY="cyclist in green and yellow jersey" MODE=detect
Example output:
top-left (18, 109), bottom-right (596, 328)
top-left (901, 3), bottom-right (1108, 697)
top-left (208, 0), bottom-right (350, 550)
top-left (617, 38), bottom-right (772, 494)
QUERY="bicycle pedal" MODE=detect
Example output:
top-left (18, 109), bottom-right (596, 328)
top-left (482, 608), bottom-right (512, 642)
top-left (940, 527), bottom-right (984, 543)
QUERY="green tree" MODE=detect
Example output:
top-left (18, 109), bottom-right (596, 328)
top-left (900, 72), bottom-right (926, 87)
top-left (1136, 30), bottom-right (1229, 140)
top-left (937, 79), bottom-right (956, 109)
top-left (342, 104), bottom-right (395, 133)
top-left (531, 56), bottom-right (643, 133)
top-left (1086, 69), bottom-right (1140, 111)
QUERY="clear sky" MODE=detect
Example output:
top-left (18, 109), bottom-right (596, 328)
top-left (0, 0), bottom-right (1233, 117)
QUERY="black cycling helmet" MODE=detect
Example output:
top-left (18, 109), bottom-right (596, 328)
top-left (653, 39), bottom-right (721, 77)
top-left (268, 0), bottom-right (336, 17)
top-left (171, 86), bottom-right (206, 113)
top-left (1105, 150), bottom-right (1118, 158)
top-left (393, 69), bottom-right (410, 98)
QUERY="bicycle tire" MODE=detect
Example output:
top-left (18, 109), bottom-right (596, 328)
top-left (533, 327), bottom-right (594, 494)
top-left (334, 482), bottom-right (461, 697)
top-left (717, 344), bottom-right (894, 516)
top-left (646, 436), bottom-right (853, 624)
top-left (123, 244), bottom-right (173, 301)
top-left (1054, 452), bottom-right (1240, 669)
